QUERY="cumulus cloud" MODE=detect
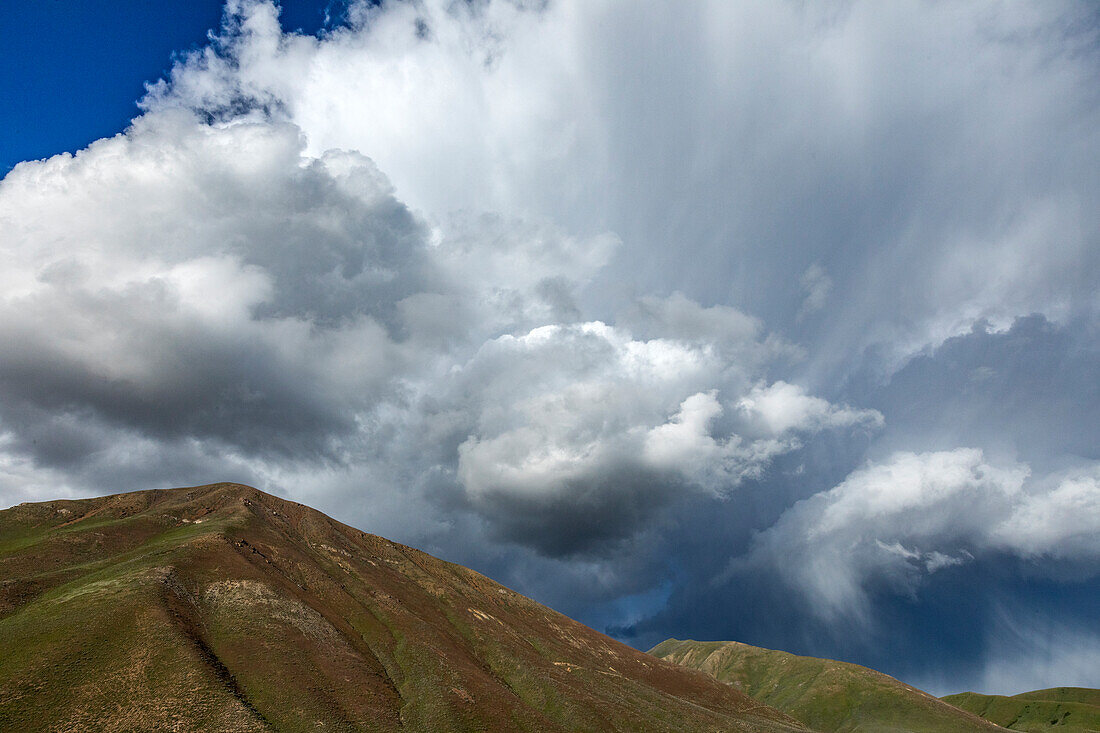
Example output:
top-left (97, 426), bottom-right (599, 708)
top-left (0, 92), bottom-right (872, 560)
top-left (993, 467), bottom-right (1100, 561)
top-left (737, 449), bottom-right (1100, 622)
top-left (735, 381), bottom-right (882, 437)
top-left (445, 319), bottom-right (866, 556)
top-left (0, 114), bottom-right (422, 461)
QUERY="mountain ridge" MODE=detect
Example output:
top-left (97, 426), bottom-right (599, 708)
top-left (0, 483), bottom-right (810, 732)
top-left (649, 637), bottom-right (1005, 732)
top-left (942, 687), bottom-right (1100, 732)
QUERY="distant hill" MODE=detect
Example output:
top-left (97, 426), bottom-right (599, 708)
top-left (942, 687), bottom-right (1100, 732)
top-left (650, 638), bottom-right (1004, 732)
top-left (0, 483), bottom-right (810, 732)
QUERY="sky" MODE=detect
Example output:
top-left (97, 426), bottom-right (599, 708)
top-left (1, 0), bottom-right (1098, 697)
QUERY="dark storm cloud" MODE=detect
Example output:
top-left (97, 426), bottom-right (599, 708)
top-left (630, 543), bottom-right (1100, 696)
top-left (469, 466), bottom-right (685, 557)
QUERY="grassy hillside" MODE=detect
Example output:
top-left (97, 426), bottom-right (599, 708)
top-left (942, 687), bottom-right (1100, 732)
top-left (650, 638), bottom-right (1004, 732)
top-left (0, 483), bottom-right (811, 732)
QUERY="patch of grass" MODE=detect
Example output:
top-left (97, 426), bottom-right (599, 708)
top-left (943, 688), bottom-right (1100, 732)
top-left (650, 638), bottom-right (1003, 732)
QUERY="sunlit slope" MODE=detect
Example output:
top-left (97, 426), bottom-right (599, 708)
top-left (942, 687), bottom-right (1100, 732)
top-left (0, 483), bottom-right (812, 732)
top-left (650, 638), bottom-right (1005, 732)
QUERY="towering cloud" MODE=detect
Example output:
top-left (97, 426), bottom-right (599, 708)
top-left (0, 78), bottom-right (868, 558)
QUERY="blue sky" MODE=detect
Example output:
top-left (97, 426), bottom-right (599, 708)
top-left (0, 1), bottom-right (340, 173)
top-left (1, 0), bottom-right (1098, 698)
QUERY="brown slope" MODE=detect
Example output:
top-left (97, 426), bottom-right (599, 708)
top-left (651, 639), bottom-right (1006, 733)
top-left (0, 483), bottom-right (812, 732)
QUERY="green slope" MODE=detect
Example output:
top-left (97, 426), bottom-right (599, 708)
top-left (942, 688), bottom-right (1100, 732)
top-left (1, 484), bottom-right (811, 732)
top-left (649, 638), bottom-right (1005, 733)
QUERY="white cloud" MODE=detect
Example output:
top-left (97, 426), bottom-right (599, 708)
top-left (447, 320), bottom-right (867, 554)
top-left (740, 449), bottom-right (1100, 621)
top-left (993, 467), bottom-right (1100, 560)
top-left (643, 392), bottom-right (731, 476)
top-left (0, 115), bottom-right (419, 458)
top-left (735, 380), bottom-right (883, 437)
top-left (144, 0), bottom-right (1100, 363)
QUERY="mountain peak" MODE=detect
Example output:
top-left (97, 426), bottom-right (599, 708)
top-left (1, 485), bottom-right (810, 732)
